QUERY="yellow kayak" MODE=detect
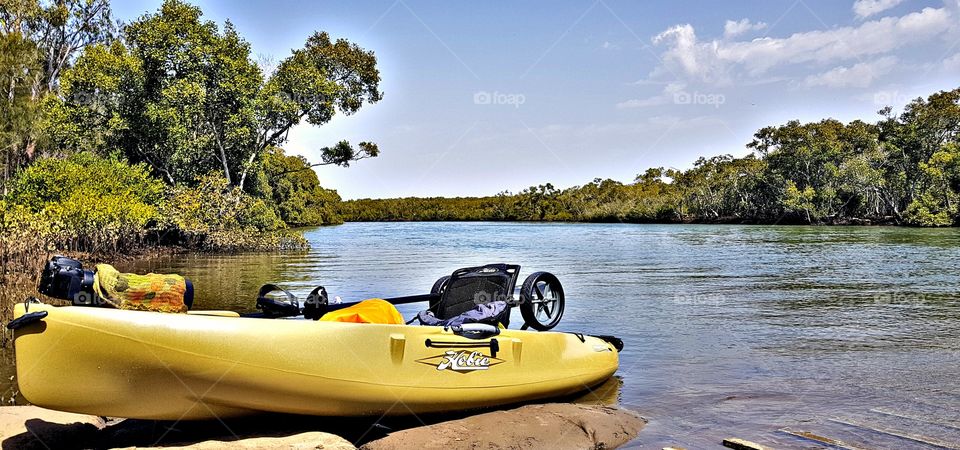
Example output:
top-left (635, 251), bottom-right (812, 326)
top-left (11, 303), bottom-right (619, 420)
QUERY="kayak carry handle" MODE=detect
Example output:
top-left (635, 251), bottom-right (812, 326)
top-left (449, 323), bottom-right (500, 339)
top-left (7, 311), bottom-right (48, 331)
top-left (425, 338), bottom-right (499, 357)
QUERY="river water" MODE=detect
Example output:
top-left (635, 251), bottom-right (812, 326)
top-left (7, 222), bottom-right (960, 448)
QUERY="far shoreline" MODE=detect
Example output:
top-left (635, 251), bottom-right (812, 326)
top-left (338, 217), bottom-right (913, 227)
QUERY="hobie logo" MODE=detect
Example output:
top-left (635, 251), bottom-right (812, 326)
top-left (438, 351), bottom-right (489, 371)
top-left (417, 351), bottom-right (504, 373)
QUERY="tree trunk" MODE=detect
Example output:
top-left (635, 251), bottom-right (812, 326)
top-left (218, 142), bottom-right (232, 185)
top-left (5, 71), bottom-right (16, 195)
top-left (3, 146), bottom-right (8, 197)
top-left (237, 148), bottom-right (260, 191)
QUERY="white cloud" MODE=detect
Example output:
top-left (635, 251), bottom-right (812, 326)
top-left (617, 82), bottom-right (686, 109)
top-left (723, 18), bottom-right (767, 38)
top-left (649, 5), bottom-right (954, 85)
top-left (801, 56), bottom-right (898, 88)
top-left (853, 0), bottom-right (906, 19)
top-left (653, 24), bottom-right (731, 84)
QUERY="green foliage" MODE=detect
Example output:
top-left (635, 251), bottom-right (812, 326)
top-left (0, 30), bottom-right (42, 193)
top-left (783, 180), bottom-right (816, 224)
top-left (257, 146), bottom-right (343, 226)
top-left (0, 0), bottom-right (113, 191)
top-left (24, 0), bottom-right (115, 92)
top-left (0, 199), bottom-right (55, 260)
top-left (160, 171), bottom-right (306, 251)
top-left (2, 154), bottom-right (304, 254)
top-left (8, 153), bottom-right (163, 250)
top-left (668, 155), bottom-right (767, 221)
top-left (49, 0), bottom-right (382, 188)
top-left (161, 172), bottom-right (307, 252)
top-left (0, 0), bottom-right (382, 263)
top-left (257, 31), bottom-right (382, 173)
top-left (317, 140), bottom-right (380, 168)
top-left (904, 193), bottom-right (955, 226)
top-left (162, 173), bottom-right (284, 236)
top-left (901, 142), bottom-right (960, 226)
top-left (49, 1), bottom-right (261, 184)
top-left (10, 153), bottom-right (163, 209)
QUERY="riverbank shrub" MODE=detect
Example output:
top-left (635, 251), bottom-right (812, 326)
top-left (160, 173), bottom-right (305, 250)
top-left (2, 155), bottom-right (306, 255)
top-left (7, 154), bottom-right (164, 252)
top-left (254, 146), bottom-right (344, 226)
top-left (903, 194), bottom-right (956, 227)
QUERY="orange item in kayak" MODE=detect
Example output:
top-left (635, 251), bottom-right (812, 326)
top-left (319, 299), bottom-right (404, 324)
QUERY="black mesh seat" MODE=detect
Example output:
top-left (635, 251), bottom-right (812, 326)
top-left (429, 264), bottom-right (520, 326)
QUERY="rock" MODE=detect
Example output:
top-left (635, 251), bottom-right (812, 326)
top-left (1, 403), bottom-right (644, 450)
top-left (361, 403), bottom-right (646, 450)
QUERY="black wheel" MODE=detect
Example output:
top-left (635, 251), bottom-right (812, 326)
top-left (431, 275), bottom-right (451, 295)
top-left (519, 272), bottom-right (565, 331)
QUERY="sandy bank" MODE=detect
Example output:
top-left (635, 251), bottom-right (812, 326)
top-left (0, 403), bottom-right (645, 449)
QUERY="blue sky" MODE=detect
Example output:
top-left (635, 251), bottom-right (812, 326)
top-left (112, 0), bottom-right (960, 199)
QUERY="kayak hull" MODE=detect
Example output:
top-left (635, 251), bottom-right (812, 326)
top-left (12, 303), bottom-right (618, 420)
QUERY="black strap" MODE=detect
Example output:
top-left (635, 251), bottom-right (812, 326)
top-left (7, 311), bottom-right (48, 330)
top-left (256, 284), bottom-right (300, 317)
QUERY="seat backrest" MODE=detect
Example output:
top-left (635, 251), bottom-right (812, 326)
top-left (431, 264), bottom-right (520, 322)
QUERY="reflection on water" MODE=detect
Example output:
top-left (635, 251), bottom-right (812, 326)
top-left (9, 223), bottom-right (960, 447)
